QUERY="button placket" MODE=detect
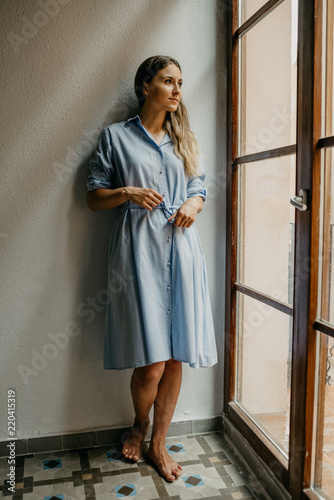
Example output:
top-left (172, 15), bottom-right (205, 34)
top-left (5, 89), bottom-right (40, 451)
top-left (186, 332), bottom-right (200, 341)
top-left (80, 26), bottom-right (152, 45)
top-left (158, 146), bottom-right (168, 204)
top-left (166, 225), bottom-right (173, 319)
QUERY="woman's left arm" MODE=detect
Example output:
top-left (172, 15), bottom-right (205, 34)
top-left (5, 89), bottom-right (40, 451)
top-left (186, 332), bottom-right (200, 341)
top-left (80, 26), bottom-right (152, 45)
top-left (168, 196), bottom-right (204, 228)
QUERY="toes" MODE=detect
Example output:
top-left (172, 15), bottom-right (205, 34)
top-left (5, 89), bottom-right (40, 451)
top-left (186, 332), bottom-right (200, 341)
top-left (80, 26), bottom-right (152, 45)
top-left (172, 466), bottom-right (181, 477)
top-left (122, 438), bottom-right (141, 461)
top-left (165, 472), bottom-right (176, 482)
top-left (126, 448), bottom-right (135, 460)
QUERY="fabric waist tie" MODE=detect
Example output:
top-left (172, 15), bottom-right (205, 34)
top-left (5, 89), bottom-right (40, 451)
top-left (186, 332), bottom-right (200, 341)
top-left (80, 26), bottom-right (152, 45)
top-left (117, 201), bottom-right (178, 223)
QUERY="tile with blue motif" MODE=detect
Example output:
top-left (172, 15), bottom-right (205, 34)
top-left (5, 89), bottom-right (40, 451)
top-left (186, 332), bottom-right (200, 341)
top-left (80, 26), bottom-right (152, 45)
top-left (115, 483), bottom-right (137, 497)
top-left (106, 450), bottom-right (123, 461)
top-left (166, 444), bottom-right (185, 454)
top-left (182, 474), bottom-right (205, 488)
top-left (43, 459), bottom-right (62, 470)
top-left (44, 495), bottom-right (65, 500)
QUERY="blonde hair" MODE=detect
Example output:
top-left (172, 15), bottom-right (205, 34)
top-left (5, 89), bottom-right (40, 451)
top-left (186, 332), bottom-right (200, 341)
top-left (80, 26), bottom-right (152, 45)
top-left (134, 55), bottom-right (201, 177)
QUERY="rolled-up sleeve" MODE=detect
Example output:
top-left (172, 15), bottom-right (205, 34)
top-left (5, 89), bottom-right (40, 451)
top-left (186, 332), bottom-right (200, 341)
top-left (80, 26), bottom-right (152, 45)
top-left (87, 128), bottom-right (114, 192)
top-left (186, 156), bottom-right (207, 201)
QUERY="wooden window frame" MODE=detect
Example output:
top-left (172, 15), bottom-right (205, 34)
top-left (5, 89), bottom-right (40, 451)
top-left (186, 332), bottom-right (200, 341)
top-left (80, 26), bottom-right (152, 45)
top-left (223, 1), bottom-right (331, 498)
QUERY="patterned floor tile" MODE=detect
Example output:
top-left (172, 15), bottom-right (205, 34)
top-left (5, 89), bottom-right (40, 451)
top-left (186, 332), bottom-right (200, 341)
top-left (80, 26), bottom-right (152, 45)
top-left (163, 463), bottom-right (229, 499)
top-left (88, 446), bottom-right (144, 473)
top-left (94, 474), bottom-right (158, 499)
top-left (199, 433), bottom-right (224, 451)
top-left (24, 451), bottom-right (81, 481)
top-left (115, 483), bottom-right (137, 497)
top-left (182, 474), bottom-right (205, 488)
top-left (21, 481), bottom-right (85, 499)
top-left (0, 432), bottom-right (268, 499)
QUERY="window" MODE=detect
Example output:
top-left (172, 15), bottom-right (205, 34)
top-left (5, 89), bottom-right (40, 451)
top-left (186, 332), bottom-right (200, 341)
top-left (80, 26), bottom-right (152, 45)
top-left (225, 1), bottom-right (334, 498)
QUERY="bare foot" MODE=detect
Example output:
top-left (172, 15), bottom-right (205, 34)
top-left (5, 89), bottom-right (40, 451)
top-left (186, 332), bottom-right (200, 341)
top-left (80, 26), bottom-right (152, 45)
top-left (122, 425), bottom-right (148, 461)
top-left (147, 444), bottom-right (182, 481)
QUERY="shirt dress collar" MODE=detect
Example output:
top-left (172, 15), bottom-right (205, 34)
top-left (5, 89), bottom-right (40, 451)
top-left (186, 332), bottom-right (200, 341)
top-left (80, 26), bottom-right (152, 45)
top-left (127, 115), bottom-right (172, 147)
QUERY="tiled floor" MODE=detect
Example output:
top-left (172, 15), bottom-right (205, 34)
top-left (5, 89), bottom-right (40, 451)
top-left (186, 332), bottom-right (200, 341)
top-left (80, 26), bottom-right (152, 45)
top-left (0, 432), bottom-right (270, 500)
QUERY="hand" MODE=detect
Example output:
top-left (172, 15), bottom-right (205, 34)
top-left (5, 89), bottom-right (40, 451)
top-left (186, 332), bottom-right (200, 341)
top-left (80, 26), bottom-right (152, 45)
top-left (168, 197), bottom-right (203, 228)
top-left (125, 187), bottom-right (164, 211)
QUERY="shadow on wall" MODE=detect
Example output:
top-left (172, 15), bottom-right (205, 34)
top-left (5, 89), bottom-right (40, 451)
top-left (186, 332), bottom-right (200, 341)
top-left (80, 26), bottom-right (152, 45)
top-left (68, 99), bottom-right (139, 374)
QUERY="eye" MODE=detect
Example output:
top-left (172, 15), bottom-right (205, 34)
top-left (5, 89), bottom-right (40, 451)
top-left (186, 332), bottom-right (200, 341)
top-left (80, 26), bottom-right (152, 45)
top-left (165, 79), bottom-right (172, 84)
top-left (179, 81), bottom-right (183, 87)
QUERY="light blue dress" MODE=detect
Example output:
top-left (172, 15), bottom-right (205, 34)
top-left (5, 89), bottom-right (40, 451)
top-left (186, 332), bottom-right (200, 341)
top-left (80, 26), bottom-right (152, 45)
top-left (87, 115), bottom-right (217, 369)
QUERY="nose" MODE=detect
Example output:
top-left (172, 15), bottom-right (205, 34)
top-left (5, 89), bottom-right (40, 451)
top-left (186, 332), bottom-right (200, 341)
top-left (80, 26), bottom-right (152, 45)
top-left (173, 83), bottom-right (181, 94)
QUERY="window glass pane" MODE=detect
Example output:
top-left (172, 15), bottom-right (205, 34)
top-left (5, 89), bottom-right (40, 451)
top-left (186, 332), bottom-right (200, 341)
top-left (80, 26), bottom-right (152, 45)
top-left (313, 332), bottom-right (334, 499)
top-left (319, 149), bottom-right (334, 325)
top-left (238, 0), bottom-right (298, 156)
top-left (235, 292), bottom-right (292, 455)
top-left (322, 0), bottom-right (334, 137)
top-left (238, 155), bottom-right (296, 304)
top-left (239, 0), bottom-right (266, 25)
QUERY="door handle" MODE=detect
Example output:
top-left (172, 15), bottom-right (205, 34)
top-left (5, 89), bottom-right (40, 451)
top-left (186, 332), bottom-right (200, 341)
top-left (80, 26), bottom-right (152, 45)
top-left (290, 189), bottom-right (308, 211)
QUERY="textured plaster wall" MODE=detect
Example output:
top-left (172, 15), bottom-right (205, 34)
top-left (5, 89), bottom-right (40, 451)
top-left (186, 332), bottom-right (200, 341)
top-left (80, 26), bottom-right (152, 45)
top-left (0, 0), bottom-right (226, 440)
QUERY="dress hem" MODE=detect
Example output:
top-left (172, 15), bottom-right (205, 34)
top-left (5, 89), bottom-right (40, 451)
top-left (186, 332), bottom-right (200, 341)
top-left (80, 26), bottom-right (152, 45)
top-left (103, 356), bottom-right (218, 371)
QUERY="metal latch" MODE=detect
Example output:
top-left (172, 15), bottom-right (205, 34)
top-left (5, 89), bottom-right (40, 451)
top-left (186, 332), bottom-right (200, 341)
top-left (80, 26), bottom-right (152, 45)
top-left (290, 189), bottom-right (308, 211)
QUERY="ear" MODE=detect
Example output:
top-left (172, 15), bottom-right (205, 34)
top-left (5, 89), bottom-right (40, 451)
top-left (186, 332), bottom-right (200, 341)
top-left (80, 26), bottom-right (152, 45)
top-left (143, 83), bottom-right (149, 95)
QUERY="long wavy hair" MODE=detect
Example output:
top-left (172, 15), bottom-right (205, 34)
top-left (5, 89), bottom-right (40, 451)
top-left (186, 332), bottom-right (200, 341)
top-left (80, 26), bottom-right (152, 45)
top-left (134, 55), bottom-right (201, 177)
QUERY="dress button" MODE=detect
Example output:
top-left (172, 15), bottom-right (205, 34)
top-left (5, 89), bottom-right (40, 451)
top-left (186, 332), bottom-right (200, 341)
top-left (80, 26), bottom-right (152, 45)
top-left (167, 237), bottom-right (171, 242)
top-left (167, 261), bottom-right (171, 267)
top-left (167, 286), bottom-right (171, 290)
top-left (167, 310), bottom-right (170, 314)
top-left (160, 169), bottom-right (163, 174)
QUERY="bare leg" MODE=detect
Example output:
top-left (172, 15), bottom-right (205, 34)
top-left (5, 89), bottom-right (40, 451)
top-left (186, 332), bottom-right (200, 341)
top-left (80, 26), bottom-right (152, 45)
top-left (122, 362), bottom-right (166, 461)
top-left (148, 359), bottom-right (183, 481)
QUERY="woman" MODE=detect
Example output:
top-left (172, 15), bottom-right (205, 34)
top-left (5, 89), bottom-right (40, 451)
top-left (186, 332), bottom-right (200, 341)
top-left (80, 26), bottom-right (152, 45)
top-left (87, 55), bottom-right (217, 481)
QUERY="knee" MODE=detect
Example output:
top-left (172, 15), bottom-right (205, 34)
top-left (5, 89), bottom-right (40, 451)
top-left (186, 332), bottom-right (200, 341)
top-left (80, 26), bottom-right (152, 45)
top-left (134, 363), bottom-right (165, 386)
top-left (165, 359), bottom-right (182, 372)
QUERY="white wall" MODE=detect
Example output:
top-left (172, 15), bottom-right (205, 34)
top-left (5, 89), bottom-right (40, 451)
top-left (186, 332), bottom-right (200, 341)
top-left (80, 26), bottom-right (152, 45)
top-left (0, 0), bottom-right (226, 440)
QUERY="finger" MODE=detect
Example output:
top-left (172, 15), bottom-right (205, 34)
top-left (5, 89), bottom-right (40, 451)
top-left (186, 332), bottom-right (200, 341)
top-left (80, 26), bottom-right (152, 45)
top-left (183, 217), bottom-right (194, 228)
top-left (175, 212), bottom-right (187, 226)
top-left (168, 211), bottom-right (178, 221)
top-left (174, 217), bottom-right (186, 227)
top-left (179, 219), bottom-right (188, 228)
top-left (151, 197), bottom-right (163, 206)
top-left (147, 198), bottom-right (157, 207)
top-left (142, 202), bottom-right (153, 211)
top-left (146, 194), bottom-right (162, 206)
top-left (148, 189), bottom-right (164, 203)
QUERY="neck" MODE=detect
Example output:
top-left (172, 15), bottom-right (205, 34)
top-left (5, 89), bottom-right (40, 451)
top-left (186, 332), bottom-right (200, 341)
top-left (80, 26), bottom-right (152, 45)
top-left (139, 104), bottom-right (166, 134)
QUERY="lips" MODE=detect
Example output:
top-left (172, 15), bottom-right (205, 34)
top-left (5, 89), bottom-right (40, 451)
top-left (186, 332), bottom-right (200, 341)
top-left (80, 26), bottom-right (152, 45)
top-left (169, 98), bottom-right (179, 103)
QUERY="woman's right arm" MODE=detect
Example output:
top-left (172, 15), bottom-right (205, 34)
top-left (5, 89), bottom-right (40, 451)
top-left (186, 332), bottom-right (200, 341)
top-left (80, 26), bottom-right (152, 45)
top-left (87, 187), bottom-right (163, 211)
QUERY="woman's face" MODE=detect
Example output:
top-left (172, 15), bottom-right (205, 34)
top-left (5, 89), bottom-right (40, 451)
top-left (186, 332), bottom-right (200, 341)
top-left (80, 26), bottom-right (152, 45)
top-left (144, 64), bottom-right (182, 112)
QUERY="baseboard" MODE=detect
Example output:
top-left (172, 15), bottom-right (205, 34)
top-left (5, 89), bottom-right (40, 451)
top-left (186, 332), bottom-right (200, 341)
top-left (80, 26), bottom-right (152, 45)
top-left (223, 415), bottom-right (291, 500)
top-left (0, 416), bottom-right (223, 458)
